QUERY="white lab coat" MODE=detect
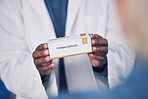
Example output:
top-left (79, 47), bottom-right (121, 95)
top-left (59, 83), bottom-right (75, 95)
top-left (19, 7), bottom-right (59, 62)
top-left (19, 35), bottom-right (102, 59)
top-left (0, 0), bottom-right (135, 99)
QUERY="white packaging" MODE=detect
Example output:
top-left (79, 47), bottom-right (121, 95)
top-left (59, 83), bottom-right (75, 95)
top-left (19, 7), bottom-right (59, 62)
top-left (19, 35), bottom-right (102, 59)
top-left (47, 33), bottom-right (92, 59)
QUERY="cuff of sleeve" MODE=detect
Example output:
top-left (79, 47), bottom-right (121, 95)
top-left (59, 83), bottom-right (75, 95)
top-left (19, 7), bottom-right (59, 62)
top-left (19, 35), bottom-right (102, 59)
top-left (41, 74), bottom-right (51, 88)
top-left (94, 66), bottom-right (108, 77)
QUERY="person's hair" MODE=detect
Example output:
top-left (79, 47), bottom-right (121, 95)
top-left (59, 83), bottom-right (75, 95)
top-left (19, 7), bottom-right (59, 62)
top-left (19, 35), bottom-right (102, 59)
top-left (125, 0), bottom-right (148, 58)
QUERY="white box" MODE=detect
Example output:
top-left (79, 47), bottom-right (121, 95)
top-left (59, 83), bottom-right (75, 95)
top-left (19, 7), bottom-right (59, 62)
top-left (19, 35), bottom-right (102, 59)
top-left (47, 33), bottom-right (92, 59)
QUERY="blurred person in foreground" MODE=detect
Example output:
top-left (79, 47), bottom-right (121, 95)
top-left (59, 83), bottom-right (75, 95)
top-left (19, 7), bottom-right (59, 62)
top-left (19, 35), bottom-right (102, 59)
top-left (55, 0), bottom-right (148, 98)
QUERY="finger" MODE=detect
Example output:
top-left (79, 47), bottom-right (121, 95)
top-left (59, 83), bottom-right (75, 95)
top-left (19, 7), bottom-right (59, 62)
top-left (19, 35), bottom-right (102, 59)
top-left (38, 63), bottom-right (55, 75)
top-left (39, 61), bottom-right (53, 67)
top-left (89, 54), bottom-right (105, 61)
top-left (88, 52), bottom-right (106, 57)
top-left (33, 49), bottom-right (49, 58)
top-left (41, 69), bottom-right (51, 75)
top-left (90, 34), bottom-right (103, 39)
top-left (95, 52), bottom-right (107, 57)
top-left (34, 56), bottom-right (50, 65)
top-left (92, 38), bottom-right (108, 46)
top-left (36, 43), bottom-right (48, 50)
top-left (90, 59), bottom-right (101, 67)
top-left (92, 46), bottom-right (108, 56)
top-left (43, 63), bottom-right (55, 75)
top-left (38, 62), bottom-right (55, 72)
top-left (90, 58), bottom-right (106, 67)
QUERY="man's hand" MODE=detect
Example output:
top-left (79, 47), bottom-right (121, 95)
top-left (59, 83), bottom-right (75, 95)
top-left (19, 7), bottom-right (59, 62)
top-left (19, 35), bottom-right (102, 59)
top-left (88, 34), bottom-right (108, 72)
top-left (32, 43), bottom-right (55, 77)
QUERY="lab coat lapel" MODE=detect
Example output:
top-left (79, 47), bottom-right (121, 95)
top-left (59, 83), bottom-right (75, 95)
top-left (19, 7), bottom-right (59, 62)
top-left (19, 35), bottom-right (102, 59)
top-left (66, 0), bottom-right (84, 36)
top-left (24, 0), bottom-right (56, 50)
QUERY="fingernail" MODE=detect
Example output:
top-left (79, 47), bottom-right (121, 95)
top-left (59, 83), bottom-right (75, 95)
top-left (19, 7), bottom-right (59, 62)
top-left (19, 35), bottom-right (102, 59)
top-left (45, 56), bottom-right (50, 61)
top-left (89, 54), bottom-right (94, 57)
top-left (44, 44), bottom-right (47, 48)
top-left (44, 50), bottom-right (49, 55)
top-left (92, 39), bottom-right (95, 45)
top-left (51, 63), bottom-right (54, 67)
top-left (93, 47), bottom-right (96, 51)
top-left (90, 34), bottom-right (93, 38)
top-left (97, 47), bottom-right (99, 51)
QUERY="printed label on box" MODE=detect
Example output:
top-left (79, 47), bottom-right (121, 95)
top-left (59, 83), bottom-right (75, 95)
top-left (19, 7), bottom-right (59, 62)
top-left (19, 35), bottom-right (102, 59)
top-left (47, 33), bottom-right (92, 59)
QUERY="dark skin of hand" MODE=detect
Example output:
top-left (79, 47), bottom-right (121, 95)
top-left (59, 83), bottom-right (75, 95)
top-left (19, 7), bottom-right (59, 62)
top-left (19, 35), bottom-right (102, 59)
top-left (89, 34), bottom-right (108, 72)
top-left (32, 44), bottom-right (55, 77)
top-left (32, 34), bottom-right (108, 77)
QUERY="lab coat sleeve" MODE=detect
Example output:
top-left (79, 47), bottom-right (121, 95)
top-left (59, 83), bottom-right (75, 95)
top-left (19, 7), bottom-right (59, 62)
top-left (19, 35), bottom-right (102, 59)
top-left (94, 0), bottom-right (135, 90)
top-left (0, 0), bottom-right (48, 99)
top-left (105, 1), bottom-right (135, 89)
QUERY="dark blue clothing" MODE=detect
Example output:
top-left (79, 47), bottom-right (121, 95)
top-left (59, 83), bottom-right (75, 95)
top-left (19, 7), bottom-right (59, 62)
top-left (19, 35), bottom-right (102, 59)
top-left (44, 0), bottom-right (68, 92)
top-left (55, 59), bottom-right (148, 99)
top-left (44, 0), bottom-right (68, 38)
top-left (108, 60), bottom-right (148, 99)
top-left (0, 79), bottom-right (11, 99)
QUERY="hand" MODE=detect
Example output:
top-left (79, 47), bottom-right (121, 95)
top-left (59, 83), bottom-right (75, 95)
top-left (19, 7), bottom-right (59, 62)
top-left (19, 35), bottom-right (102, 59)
top-left (32, 43), bottom-right (55, 77)
top-left (88, 34), bottom-right (108, 72)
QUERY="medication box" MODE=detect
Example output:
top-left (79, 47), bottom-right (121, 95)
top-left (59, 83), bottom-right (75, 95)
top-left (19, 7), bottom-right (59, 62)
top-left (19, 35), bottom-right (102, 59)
top-left (47, 33), bottom-right (92, 59)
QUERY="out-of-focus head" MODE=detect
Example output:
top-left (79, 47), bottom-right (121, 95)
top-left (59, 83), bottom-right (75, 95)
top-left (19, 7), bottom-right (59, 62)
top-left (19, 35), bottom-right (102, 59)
top-left (115, 0), bottom-right (148, 59)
